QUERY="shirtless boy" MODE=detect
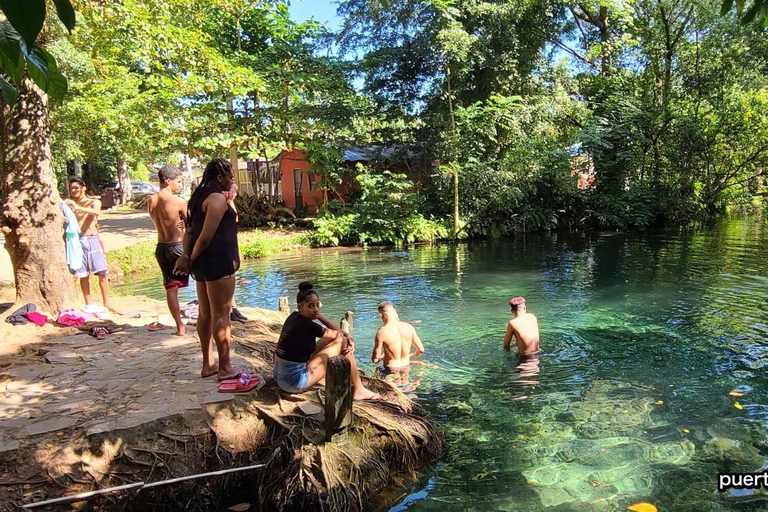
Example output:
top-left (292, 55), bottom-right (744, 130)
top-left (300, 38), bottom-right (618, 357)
top-left (148, 165), bottom-right (188, 335)
top-left (503, 296), bottom-right (540, 355)
top-left (66, 177), bottom-right (113, 313)
top-left (372, 302), bottom-right (425, 376)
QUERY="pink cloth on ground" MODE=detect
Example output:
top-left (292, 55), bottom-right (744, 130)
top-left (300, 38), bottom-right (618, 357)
top-left (26, 311), bottom-right (48, 326)
top-left (56, 309), bottom-right (86, 327)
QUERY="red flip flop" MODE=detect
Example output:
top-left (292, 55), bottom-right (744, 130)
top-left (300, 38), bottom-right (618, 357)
top-left (218, 374), bottom-right (259, 393)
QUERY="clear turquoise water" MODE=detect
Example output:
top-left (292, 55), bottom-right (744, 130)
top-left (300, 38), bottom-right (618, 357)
top-left (116, 219), bottom-right (768, 511)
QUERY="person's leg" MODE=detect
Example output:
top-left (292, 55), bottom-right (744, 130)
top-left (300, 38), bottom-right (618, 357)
top-left (305, 339), bottom-right (379, 401)
top-left (97, 274), bottom-right (114, 311)
top-left (165, 286), bottom-right (185, 336)
top-left (79, 277), bottom-right (92, 305)
top-left (196, 280), bottom-right (217, 377)
top-left (206, 276), bottom-right (236, 379)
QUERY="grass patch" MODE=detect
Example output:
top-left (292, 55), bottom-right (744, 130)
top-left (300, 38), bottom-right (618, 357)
top-left (106, 231), bottom-right (308, 277)
top-left (106, 240), bottom-right (157, 276)
top-left (239, 231), bottom-right (309, 259)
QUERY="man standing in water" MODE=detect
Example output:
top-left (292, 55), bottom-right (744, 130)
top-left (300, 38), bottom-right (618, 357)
top-left (66, 177), bottom-right (114, 313)
top-left (148, 165), bottom-right (189, 336)
top-left (372, 302), bottom-right (426, 377)
top-left (503, 296), bottom-right (540, 355)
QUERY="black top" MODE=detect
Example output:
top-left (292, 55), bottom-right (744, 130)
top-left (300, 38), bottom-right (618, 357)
top-left (188, 186), bottom-right (240, 282)
top-left (275, 311), bottom-right (328, 363)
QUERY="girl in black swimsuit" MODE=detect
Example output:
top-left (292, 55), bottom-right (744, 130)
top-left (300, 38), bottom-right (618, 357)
top-left (174, 159), bottom-right (240, 380)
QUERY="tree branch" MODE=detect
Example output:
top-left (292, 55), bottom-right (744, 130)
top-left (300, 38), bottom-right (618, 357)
top-left (551, 40), bottom-right (600, 71)
top-left (567, 5), bottom-right (590, 49)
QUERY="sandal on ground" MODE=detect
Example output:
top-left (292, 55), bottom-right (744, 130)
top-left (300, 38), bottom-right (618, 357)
top-left (218, 373), bottom-right (259, 393)
top-left (89, 326), bottom-right (108, 340)
top-left (148, 322), bottom-right (166, 331)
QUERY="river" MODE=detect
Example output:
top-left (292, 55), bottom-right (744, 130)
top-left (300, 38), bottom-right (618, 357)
top-left (116, 219), bottom-right (768, 511)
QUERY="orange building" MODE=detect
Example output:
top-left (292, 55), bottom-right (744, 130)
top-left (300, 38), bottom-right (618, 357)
top-left (279, 145), bottom-right (431, 213)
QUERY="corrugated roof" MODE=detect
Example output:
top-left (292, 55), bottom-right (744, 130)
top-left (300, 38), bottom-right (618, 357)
top-left (343, 145), bottom-right (428, 162)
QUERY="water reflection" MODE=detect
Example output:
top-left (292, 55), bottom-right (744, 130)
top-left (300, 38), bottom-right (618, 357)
top-left (115, 219), bottom-right (768, 511)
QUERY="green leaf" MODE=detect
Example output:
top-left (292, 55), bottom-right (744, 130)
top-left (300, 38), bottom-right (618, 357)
top-left (0, 21), bottom-right (24, 85)
top-left (721, 0), bottom-right (735, 15)
top-left (52, 0), bottom-right (76, 32)
top-left (26, 45), bottom-right (67, 101)
top-left (742, 0), bottom-right (762, 23)
top-left (0, 75), bottom-right (18, 103)
top-left (0, 0), bottom-right (46, 46)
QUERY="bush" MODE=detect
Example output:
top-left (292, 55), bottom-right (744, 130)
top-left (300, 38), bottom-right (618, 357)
top-left (307, 166), bottom-right (452, 247)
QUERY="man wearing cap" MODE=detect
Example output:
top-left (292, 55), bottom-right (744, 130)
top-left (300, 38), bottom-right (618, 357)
top-left (503, 297), bottom-right (540, 355)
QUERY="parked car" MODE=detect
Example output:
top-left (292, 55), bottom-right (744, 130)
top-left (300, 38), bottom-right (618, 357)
top-left (105, 180), bottom-right (159, 196)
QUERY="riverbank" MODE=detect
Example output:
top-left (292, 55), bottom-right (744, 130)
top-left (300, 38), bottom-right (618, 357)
top-left (106, 228), bottom-right (308, 278)
top-left (0, 296), bottom-right (443, 510)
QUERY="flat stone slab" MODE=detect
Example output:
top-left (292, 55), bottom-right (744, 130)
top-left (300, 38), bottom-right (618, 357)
top-left (24, 415), bottom-right (80, 436)
top-left (200, 392), bottom-right (234, 404)
top-left (0, 313), bottom-right (265, 444)
top-left (44, 351), bottom-right (83, 364)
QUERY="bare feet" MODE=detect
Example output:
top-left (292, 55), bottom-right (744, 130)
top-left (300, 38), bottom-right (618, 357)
top-left (353, 388), bottom-right (381, 401)
top-left (175, 324), bottom-right (186, 336)
top-left (201, 363), bottom-right (219, 378)
top-left (217, 368), bottom-right (239, 381)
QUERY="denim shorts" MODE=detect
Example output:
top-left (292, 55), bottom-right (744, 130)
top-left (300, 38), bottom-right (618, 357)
top-left (273, 360), bottom-right (310, 393)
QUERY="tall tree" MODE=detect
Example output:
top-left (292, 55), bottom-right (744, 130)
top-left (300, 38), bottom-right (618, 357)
top-left (0, 1), bottom-right (77, 311)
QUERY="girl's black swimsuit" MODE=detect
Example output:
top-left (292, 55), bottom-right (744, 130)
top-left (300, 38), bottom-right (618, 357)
top-left (188, 186), bottom-right (240, 282)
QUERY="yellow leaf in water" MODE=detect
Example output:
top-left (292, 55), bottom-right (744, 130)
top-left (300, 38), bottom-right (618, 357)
top-left (622, 410), bottom-right (629, 414)
top-left (56, 432), bottom-right (64, 436)
top-left (655, 400), bottom-right (664, 405)
top-left (730, 392), bottom-right (744, 397)
top-left (734, 402), bottom-right (743, 410)
top-left (627, 503), bottom-right (657, 512)
top-left (228, 504), bottom-right (251, 512)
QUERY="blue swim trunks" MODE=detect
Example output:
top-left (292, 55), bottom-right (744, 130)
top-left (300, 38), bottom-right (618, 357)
top-left (273, 360), bottom-right (310, 393)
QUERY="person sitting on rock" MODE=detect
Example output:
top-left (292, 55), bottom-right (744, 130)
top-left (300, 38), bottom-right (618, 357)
top-left (503, 296), bottom-right (540, 357)
top-left (274, 282), bottom-right (380, 401)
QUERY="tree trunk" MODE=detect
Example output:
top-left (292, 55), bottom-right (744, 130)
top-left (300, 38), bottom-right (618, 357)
top-left (446, 64), bottom-right (460, 235)
top-left (0, 76), bottom-right (76, 313)
top-left (599, 6), bottom-right (610, 75)
top-left (73, 135), bottom-right (82, 177)
top-left (117, 157), bottom-right (132, 203)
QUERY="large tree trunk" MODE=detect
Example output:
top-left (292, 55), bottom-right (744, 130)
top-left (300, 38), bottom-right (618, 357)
top-left (0, 77), bottom-right (76, 313)
top-left (117, 156), bottom-right (132, 203)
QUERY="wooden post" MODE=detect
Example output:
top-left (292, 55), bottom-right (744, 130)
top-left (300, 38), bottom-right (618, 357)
top-left (324, 355), bottom-right (352, 441)
top-left (278, 296), bottom-right (290, 315)
top-left (343, 311), bottom-right (354, 336)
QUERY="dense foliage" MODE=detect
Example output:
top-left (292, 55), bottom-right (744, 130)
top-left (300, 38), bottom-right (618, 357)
top-left (26, 0), bottom-right (768, 246)
top-left (308, 165), bottom-right (450, 246)
top-left (334, 0), bottom-right (768, 236)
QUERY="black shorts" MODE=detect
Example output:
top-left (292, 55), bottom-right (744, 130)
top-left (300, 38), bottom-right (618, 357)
top-left (155, 242), bottom-right (190, 289)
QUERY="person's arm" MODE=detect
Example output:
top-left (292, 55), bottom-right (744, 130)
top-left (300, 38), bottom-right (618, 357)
top-left (67, 199), bottom-right (101, 217)
top-left (411, 328), bottom-right (425, 358)
top-left (503, 321), bottom-right (515, 352)
top-left (318, 313), bottom-right (354, 352)
top-left (372, 332), bottom-right (384, 363)
top-left (315, 327), bottom-right (344, 352)
top-left (173, 228), bottom-right (196, 275)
